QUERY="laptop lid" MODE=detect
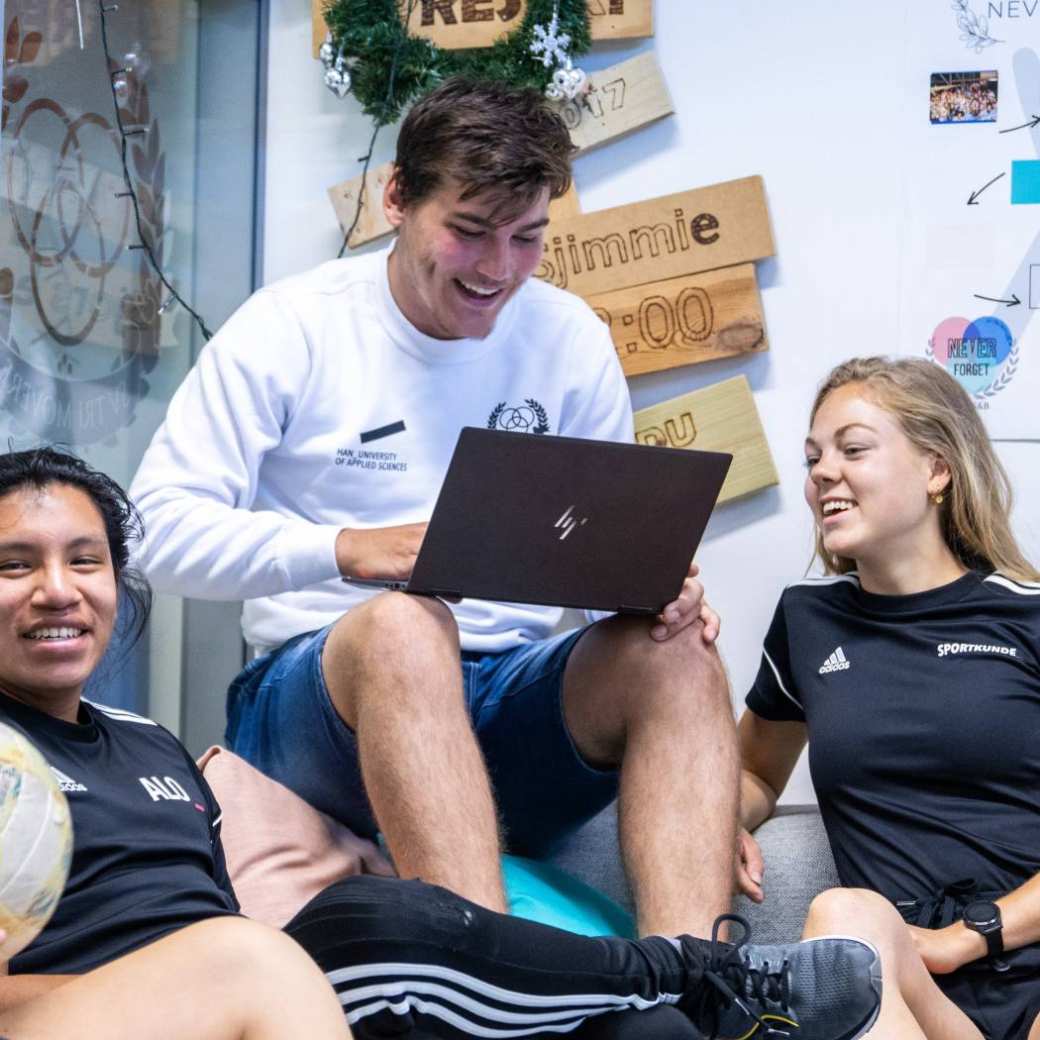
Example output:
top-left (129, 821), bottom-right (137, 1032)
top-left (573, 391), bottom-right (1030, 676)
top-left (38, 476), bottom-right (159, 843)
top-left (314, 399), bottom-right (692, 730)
top-left (407, 427), bottom-right (732, 613)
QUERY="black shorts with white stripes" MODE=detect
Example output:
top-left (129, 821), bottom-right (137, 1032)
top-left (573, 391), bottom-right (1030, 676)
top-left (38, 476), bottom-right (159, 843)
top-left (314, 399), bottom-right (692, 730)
top-left (283, 875), bottom-right (695, 1039)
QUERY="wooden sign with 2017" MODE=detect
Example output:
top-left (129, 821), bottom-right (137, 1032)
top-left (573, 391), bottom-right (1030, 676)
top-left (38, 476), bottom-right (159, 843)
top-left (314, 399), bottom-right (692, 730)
top-left (312, 0), bottom-right (653, 56)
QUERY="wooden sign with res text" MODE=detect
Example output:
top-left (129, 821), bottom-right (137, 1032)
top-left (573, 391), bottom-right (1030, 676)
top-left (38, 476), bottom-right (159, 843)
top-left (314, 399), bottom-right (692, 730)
top-left (633, 376), bottom-right (778, 504)
top-left (535, 176), bottom-right (775, 297)
top-left (312, 0), bottom-right (653, 56)
top-left (405, 0), bottom-right (526, 51)
top-left (588, 264), bottom-right (767, 378)
top-left (558, 51), bottom-right (672, 155)
top-left (328, 164), bottom-right (581, 249)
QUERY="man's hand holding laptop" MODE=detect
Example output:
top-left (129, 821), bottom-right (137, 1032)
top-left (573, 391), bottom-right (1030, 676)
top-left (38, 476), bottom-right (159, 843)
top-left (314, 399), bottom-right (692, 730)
top-left (650, 561), bottom-right (719, 646)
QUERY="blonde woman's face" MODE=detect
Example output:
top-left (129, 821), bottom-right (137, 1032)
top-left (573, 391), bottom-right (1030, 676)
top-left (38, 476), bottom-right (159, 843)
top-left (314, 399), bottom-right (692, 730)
top-left (804, 384), bottom-right (947, 568)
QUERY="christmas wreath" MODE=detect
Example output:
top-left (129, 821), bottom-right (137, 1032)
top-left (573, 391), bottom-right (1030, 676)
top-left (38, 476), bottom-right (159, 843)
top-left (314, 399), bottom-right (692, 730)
top-left (320, 0), bottom-right (591, 124)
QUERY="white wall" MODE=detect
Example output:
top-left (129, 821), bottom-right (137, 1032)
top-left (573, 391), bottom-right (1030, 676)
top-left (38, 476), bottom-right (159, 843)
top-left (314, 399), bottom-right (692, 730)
top-left (263, 0), bottom-right (1040, 802)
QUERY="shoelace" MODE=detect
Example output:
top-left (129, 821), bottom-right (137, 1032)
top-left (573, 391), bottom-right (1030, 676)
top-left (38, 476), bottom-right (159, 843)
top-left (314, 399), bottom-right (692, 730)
top-left (688, 913), bottom-right (794, 1039)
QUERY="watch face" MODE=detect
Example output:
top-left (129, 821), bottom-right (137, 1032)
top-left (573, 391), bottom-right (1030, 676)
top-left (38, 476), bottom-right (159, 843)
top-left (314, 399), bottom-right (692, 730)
top-left (964, 900), bottom-right (1000, 928)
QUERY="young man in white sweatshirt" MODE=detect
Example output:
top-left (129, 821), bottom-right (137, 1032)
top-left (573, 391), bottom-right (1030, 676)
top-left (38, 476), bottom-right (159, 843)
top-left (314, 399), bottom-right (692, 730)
top-left (130, 78), bottom-right (738, 942)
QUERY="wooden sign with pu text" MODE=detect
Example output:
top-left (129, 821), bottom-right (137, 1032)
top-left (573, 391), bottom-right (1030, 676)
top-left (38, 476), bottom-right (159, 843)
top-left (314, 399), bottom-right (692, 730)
top-left (587, 264), bottom-right (767, 378)
top-left (559, 51), bottom-right (672, 156)
top-left (633, 376), bottom-right (778, 504)
top-left (328, 166), bottom-right (581, 248)
top-left (535, 176), bottom-right (774, 298)
top-left (312, 0), bottom-right (653, 56)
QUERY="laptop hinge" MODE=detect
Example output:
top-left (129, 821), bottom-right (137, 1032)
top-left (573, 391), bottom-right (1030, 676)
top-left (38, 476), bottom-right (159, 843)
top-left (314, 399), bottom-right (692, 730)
top-left (425, 589), bottom-right (464, 601)
top-left (618, 604), bottom-right (657, 616)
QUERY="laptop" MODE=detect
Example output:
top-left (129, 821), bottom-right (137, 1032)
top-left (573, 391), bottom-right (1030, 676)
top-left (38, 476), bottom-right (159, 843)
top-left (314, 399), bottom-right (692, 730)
top-left (344, 427), bottom-right (732, 614)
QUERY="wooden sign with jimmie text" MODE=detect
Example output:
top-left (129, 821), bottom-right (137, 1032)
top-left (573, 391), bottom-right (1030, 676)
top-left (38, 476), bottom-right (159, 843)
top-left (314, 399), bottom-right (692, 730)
top-left (587, 264), bottom-right (767, 378)
top-left (312, 0), bottom-right (653, 56)
top-left (535, 176), bottom-right (775, 297)
top-left (559, 51), bottom-right (672, 155)
top-left (328, 165), bottom-right (581, 249)
top-left (633, 376), bottom-right (778, 504)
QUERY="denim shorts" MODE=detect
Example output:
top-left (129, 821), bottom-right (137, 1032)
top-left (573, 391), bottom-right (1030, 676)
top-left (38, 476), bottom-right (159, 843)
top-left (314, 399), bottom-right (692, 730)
top-left (225, 624), bottom-right (619, 857)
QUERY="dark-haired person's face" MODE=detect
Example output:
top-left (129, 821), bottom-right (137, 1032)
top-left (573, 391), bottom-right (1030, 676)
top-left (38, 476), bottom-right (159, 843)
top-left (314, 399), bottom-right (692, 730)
top-left (386, 177), bottom-right (550, 340)
top-left (0, 483), bottom-right (117, 720)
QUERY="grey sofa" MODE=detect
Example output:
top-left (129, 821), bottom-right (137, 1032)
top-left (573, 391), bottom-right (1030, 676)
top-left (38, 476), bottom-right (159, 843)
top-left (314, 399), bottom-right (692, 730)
top-left (546, 803), bottom-right (840, 944)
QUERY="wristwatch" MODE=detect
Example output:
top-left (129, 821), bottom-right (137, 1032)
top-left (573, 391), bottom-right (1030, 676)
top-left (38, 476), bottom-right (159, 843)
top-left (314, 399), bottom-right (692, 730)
top-left (963, 900), bottom-right (1004, 958)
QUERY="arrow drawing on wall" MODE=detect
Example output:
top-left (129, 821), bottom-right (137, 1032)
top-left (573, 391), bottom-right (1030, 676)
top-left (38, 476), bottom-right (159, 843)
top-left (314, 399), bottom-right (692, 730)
top-left (998, 114), bottom-right (1040, 134)
top-left (973, 292), bottom-right (1021, 306)
top-left (967, 172), bottom-right (1006, 204)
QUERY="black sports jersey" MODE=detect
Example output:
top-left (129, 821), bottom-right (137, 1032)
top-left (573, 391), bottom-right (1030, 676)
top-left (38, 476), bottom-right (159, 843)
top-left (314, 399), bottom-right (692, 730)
top-left (747, 570), bottom-right (1040, 903)
top-left (0, 695), bottom-right (238, 975)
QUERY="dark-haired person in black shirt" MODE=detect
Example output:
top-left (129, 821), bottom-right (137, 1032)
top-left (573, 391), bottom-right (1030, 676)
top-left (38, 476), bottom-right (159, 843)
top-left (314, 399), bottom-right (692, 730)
top-left (736, 357), bottom-right (1040, 1040)
top-left (0, 446), bottom-right (883, 1039)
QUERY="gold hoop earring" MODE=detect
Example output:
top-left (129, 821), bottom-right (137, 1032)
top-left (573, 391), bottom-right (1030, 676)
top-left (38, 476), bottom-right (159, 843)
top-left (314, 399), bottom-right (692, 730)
top-left (931, 492), bottom-right (945, 506)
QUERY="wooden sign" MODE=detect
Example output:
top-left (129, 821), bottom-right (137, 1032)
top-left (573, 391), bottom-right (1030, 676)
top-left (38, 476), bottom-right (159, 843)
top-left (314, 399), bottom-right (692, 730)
top-left (313, 0), bottom-right (327, 59)
top-left (328, 162), bottom-right (395, 250)
top-left (328, 164), bottom-right (581, 249)
top-left (405, 0), bottom-right (526, 51)
top-left (548, 183), bottom-right (583, 221)
top-left (588, 264), bottom-right (767, 378)
top-left (557, 51), bottom-right (672, 156)
top-left (587, 0), bottom-right (652, 39)
top-left (535, 176), bottom-right (775, 297)
top-left (633, 376), bottom-right (779, 504)
top-left (313, 0), bottom-right (653, 56)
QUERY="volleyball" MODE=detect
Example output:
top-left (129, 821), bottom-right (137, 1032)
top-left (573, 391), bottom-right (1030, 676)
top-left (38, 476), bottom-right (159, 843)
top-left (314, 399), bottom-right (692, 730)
top-left (0, 722), bottom-right (73, 960)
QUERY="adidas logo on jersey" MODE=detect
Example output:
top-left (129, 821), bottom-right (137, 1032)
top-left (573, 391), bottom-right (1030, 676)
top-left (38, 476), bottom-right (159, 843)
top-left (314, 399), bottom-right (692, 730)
top-left (819, 646), bottom-right (851, 674)
top-left (50, 767), bottom-right (87, 793)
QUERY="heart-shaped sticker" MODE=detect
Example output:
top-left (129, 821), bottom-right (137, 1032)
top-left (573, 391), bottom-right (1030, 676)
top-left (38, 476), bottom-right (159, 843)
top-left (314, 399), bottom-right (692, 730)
top-left (929, 315), bottom-right (1014, 396)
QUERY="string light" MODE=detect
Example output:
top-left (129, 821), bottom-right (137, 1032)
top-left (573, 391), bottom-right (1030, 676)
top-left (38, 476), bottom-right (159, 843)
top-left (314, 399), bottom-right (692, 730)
top-left (97, 1), bottom-right (213, 339)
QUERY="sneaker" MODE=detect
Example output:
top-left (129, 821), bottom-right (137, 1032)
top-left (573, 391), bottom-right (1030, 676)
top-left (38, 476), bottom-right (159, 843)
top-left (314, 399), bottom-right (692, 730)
top-left (680, 914), bottom-right (882, 1040)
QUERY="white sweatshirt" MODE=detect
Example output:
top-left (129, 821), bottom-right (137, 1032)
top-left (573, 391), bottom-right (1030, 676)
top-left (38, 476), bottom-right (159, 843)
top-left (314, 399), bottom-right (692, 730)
top-left (130, 247), bottom-right (633, 653)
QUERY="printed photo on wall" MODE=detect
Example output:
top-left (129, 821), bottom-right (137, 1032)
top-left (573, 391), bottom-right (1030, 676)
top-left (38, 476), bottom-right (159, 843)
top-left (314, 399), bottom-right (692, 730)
top-left (929, 71), bottom-right (998, 124)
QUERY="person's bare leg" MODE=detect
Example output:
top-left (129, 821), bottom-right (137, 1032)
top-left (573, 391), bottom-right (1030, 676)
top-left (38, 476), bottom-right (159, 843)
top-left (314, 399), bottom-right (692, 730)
top-left (0, 917), bottom-right (348, 1040)
top-left (804, 888), bottom-right (984, 1040)
top-left (1028, 1010), bottom-right (1040, 1040)
top-left (322, 592), bottom-right (505, 910)
top-left (563, 616), bottom-right (738, 937)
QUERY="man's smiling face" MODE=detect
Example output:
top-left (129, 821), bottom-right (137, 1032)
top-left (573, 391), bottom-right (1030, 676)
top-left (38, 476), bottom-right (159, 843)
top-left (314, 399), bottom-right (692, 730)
top-left (385, 176), bottom-right (550, 341)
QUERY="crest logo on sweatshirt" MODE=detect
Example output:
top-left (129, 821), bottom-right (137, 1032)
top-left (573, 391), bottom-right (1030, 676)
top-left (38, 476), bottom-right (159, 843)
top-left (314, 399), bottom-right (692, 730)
top-left (487, 399), bottom-right (550, 435)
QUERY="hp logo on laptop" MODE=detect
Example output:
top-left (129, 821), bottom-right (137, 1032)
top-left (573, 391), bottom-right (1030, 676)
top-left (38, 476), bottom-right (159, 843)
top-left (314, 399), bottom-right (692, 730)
top-left (554, 505), bottom-right (589, 541)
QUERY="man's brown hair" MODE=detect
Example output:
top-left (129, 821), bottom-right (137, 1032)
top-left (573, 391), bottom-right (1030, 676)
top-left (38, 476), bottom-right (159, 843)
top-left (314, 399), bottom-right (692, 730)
top-left (393, 77), bottom-right (574, 220)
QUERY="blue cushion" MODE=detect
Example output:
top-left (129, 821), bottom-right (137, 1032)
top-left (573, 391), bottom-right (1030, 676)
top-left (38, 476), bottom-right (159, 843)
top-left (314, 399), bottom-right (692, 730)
top-left (502, 854), bottom-right (636, 938)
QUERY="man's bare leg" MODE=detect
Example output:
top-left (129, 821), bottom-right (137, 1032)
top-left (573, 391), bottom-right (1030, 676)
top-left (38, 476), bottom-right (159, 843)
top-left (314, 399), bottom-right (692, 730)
top-left (804, 888), bottom-right (984, 1040)
top-left (562, 616), bottom-right (738, 937)
top-left (0, 917), bottom-right (348, 1040)
top-left (322, 592), bottom-right (506, 910)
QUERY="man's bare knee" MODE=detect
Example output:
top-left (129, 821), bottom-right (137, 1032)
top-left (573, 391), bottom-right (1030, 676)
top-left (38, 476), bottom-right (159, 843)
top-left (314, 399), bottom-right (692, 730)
top-left (323, 593), bottom-right (460, 724)
top-left (565, 618), bottom-right (729, 763)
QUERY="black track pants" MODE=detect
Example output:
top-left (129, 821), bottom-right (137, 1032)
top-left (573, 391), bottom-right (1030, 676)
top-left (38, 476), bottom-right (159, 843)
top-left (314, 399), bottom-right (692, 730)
top-left (285, 875), bottom-right (706, 1039)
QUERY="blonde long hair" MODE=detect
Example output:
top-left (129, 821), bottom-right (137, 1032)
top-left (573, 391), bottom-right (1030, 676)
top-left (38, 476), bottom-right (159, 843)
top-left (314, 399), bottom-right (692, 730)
top-left (809, 357), bottom-right (1039, 582)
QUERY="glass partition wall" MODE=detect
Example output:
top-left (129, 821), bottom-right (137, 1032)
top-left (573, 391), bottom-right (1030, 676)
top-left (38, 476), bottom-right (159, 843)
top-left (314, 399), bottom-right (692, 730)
top-left (0, 0), bottom-right (261, 734)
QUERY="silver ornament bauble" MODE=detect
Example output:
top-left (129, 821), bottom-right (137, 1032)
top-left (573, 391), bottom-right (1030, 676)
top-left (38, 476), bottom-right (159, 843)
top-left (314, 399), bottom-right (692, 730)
top-left (324, 65), bottom-right (352, 99)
